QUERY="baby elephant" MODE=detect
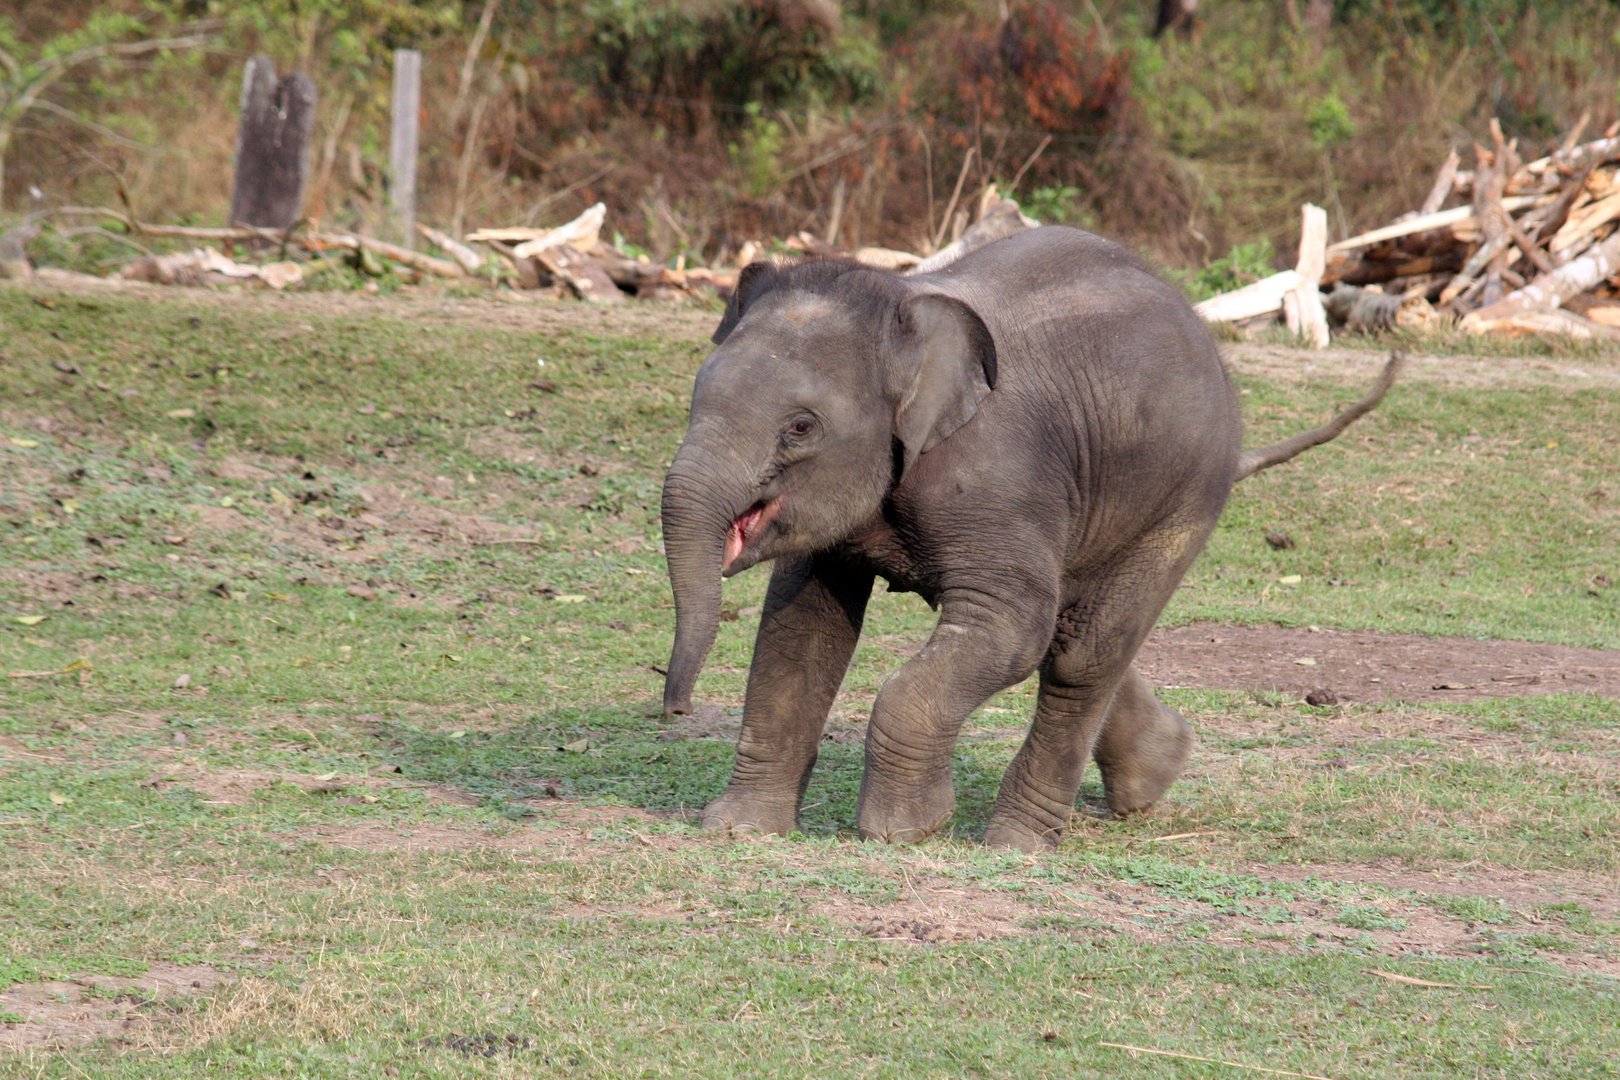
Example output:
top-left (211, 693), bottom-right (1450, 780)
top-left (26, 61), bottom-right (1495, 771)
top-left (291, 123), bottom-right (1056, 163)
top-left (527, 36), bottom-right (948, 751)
top-left (660, 227), bottom-right (1397, 851)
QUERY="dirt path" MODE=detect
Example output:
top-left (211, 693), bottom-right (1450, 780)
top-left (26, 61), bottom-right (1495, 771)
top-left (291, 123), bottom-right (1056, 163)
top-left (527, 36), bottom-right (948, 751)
top-left (1139, 623), bottom-right (1620, 703)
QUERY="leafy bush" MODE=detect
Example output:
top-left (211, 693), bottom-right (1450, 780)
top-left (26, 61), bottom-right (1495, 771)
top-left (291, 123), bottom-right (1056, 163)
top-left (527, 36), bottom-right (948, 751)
top-left (561, 0), bottom-right (882, 125)
top-left (728, 103), bottom-right (786, 197)
top-left (1177, 240), bottom-right (1278, 303)
top-left (1020, 184), bottom-right (1081, 226)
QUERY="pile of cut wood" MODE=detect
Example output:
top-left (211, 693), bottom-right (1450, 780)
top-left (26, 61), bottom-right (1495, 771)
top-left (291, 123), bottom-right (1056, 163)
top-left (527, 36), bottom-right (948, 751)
top-left (463, 203), bottom-right (741, 303)
top-left (1195, 118), bottom-right (1620, 344)
top-left (456, 184), bottom-right (1037, 303)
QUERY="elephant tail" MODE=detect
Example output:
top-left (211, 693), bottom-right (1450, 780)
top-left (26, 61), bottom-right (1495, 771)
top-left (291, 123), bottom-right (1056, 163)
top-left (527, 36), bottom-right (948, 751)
top-left (1234, 350), bottom-right (1403, 482)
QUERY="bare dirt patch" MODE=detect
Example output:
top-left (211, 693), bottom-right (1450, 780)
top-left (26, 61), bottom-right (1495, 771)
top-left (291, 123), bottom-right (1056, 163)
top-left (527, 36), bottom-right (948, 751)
top-left (145, 766), bottom-right (454, 807)
top-left (1140, 622), bottom-right (1620, 703)
top-left (297, 811), bottom-right (1620, 977)
top-left (1223, 342), bottom-right (1620, 390)
top-left (13, 274), bottom-right (721, 345)
top-left (823, 866), bottom-right (1620, 977)
top-left (305, 802), bottom-right (664, 853)
top-left (0, 963), bottom-right (229, 1051)
top-left (1250, 860), bottom-right (1620, 923)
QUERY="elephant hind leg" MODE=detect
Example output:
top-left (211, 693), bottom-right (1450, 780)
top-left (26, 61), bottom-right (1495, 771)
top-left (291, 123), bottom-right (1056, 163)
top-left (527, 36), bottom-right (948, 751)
top-left (1092, 665), bottom-right (1193, 816)
top-left (982, 520), bottom-right (1212, 852)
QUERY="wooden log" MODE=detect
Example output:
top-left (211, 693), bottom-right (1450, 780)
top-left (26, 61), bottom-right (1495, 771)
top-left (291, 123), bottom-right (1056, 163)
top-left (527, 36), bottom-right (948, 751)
top-left (1284, 204), bottom-right (1330, 348)
top-left (127, 223), bottom-right (262, 242)
top-left (476, 239), bottom-right (541, 288)
top-left (1327, 196), bottom-right (1539, 254)
top-left (467, 226), bottom-right (553, 243)
top-left (505, 203), bottom-right (607, 259)
top-left (1439, 230), bottom-right (1513, 306)
top-left (1520, 136), bottom-right (1620, 183)
top-left (1463, 307), bottom-right (1620, 341)
top-left (1193, 270), bottom-right (1301, 323)
top-left (1503, 209), bottom-right (1554, 276)
top-left (229, 56), bottom-right (317, 234)
top-left (415, 223), bottom-right (483, 273)
top-left (1441, 141), bottom-right (1501, 307)
top-left (527, 244), bottom-right (623, 303)
top-left (46, 207), bottom-right (463, 277)
top-left (313, 232), bottom-right (464, 278)
top-left (908, 199), bottom-right (1037, 275)
top-left (1419, 149), bottom-right (1461, 214)
top-left (1322, 250), bottom-right (1463, 287)
top-left (1519, 159), bottom-right (1598, 247)
top-left (593, 251), bottom-right (665, 292)
top-left (854, 246), bottom-right (922, 270)
top-left (1550, 189), bottom-right (1620, 253)
top-left (1459, 228), bottom-right (1620, 329)
top-left (1478, 123), bottom-right (1520, 309)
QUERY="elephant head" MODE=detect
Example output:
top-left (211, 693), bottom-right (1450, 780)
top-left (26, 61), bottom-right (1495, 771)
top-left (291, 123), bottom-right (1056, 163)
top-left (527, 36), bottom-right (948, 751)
top-left (660, 259), bottom-right (998, 717)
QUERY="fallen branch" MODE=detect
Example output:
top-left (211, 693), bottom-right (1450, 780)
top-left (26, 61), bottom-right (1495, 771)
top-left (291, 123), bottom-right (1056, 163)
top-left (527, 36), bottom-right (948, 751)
top-left (931, 147), bottom-right (977, 254)
top-left (313, 232), bottom-right (463, 278)
top-left (1367, 969), bottom-right (1492, 990)
top-left (44, 206), bottom-right (465, 277)
top-left (1097, 1042), bottom-right (1338, 1080)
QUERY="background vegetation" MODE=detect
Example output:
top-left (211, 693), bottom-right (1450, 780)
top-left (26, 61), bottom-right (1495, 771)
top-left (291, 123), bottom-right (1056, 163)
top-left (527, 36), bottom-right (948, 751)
top-left (3, 0), bottom-right (1618, 273)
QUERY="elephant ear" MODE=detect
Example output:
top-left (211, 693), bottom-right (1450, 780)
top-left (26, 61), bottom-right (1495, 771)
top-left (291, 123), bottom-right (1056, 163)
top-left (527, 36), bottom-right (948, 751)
top-left (889, 293), bottom-right (998, 480)
top-left (711, 261), bottom-right (779, 344)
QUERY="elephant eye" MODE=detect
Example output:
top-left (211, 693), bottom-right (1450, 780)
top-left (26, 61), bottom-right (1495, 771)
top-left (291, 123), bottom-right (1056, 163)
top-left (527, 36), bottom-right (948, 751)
top-left (783, 416), bottom-right (816, 439)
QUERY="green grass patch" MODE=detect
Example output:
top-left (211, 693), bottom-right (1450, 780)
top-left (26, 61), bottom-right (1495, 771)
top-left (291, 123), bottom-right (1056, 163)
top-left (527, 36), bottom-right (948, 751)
top-left (0, 287), bottom-right (1616, 1073)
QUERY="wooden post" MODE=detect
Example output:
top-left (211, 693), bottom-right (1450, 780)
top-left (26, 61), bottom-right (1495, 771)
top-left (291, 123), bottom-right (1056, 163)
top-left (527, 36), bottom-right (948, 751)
top-left (228, 54), bottom-right (317, 232)
top-left (389, 49), bottom-right (422, 248)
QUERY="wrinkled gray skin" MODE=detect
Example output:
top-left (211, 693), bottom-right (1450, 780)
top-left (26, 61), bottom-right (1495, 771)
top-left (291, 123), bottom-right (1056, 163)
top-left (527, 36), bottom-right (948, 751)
top-left (661, 227), bottom-right (1285, 850)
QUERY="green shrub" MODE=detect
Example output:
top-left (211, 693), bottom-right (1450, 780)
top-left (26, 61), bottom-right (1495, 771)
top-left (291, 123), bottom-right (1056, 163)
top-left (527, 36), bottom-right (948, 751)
top-left (1177, 240), bottom-right (1277, 302)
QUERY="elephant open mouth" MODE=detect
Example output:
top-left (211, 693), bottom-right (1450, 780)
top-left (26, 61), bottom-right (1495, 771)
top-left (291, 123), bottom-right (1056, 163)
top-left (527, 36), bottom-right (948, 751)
top-left (723, 498), bottom-right (781, 573)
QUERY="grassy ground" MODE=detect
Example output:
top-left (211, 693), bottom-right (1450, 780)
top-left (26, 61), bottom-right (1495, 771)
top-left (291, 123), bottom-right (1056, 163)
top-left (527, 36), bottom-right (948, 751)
top-left (1, 283), bottom-right (1617, 1077)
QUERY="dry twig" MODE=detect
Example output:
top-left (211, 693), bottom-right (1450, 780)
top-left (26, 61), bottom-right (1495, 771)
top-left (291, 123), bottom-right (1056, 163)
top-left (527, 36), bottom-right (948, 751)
top-left (1098, 1042), bottom-right (1339, 1079)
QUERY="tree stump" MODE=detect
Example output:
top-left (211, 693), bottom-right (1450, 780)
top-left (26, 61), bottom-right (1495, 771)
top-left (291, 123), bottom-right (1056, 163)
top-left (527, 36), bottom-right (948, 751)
top-left (228, 55), bottom-right (317, 233)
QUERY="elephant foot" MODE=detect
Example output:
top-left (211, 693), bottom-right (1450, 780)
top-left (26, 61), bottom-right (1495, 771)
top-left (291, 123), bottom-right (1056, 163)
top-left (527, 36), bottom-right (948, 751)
top-left (857, 806), bottom-right (952, 844)
top-left (1093, 681), bottom-right (1195, 817)
top-left (699, 791), bottom-right (798, 837)
top-left (855, 780), bottom-right (955, 845)
top-left (981, 809), bottom-right (1063, 852)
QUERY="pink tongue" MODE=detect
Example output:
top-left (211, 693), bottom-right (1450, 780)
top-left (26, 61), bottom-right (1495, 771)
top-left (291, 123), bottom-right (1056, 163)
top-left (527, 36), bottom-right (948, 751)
top-left (723, 522), bottom-right (745, 569)
top-left (723, 507), bottom-right (763, 570)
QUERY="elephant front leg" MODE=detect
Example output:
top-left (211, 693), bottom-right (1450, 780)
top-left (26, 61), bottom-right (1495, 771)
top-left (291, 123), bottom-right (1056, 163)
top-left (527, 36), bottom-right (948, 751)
top-left (856, 591), bottom-right (1055, 843)
top-left (701, 555), bottom-right (873, 836)
top-left (981, 668), bottom-right (1121, 852)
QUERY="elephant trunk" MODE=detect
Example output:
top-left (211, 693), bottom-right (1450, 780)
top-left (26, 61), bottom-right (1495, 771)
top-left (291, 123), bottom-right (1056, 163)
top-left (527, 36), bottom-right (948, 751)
top-left (660, 451), bottom-right (740, 718)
